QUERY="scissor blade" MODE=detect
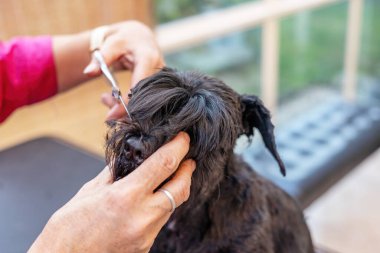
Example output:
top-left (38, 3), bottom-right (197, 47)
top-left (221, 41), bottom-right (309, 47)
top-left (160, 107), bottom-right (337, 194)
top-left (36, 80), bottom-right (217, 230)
top-left (92, 50), bottom-right (132, 119)
top-left (118, 95), bottom-right (131, 118)
top-left (93, 51), bottom-right (119, 91)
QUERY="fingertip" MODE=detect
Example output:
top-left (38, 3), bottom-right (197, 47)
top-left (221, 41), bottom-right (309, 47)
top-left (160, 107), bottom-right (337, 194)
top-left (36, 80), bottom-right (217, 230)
top-left (157, 132), bottom-right (190, 162)
top-left (101, 93), bottom-right (118, 108)
top-left (83, 62), bottom-right (100, 75)
top-left (106, 105), bottom-right (119, 120)
top-left (176, 132), bottom-right (190, 144)
top-left (106, 104), bottom-right (126, 120)
top-left (178, 159), bottom-right (196, 177)
top-left (188, 159), bottom-right (196, 172)
top-left (182, 158), bottom-right (195, 168)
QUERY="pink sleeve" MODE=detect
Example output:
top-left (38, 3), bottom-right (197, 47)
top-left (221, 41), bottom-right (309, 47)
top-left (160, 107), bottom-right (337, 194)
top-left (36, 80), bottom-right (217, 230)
top-left (0, 36), bottom-right (58, 123)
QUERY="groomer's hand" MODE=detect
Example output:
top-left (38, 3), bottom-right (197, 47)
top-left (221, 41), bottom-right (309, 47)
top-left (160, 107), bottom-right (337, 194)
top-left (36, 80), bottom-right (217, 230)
top-left (29, 132), bottom-right (195, 253)
top-left (83, 20), bottom-right (165, 120)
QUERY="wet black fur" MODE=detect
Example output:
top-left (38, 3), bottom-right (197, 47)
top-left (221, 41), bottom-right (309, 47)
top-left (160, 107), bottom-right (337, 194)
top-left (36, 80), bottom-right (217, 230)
top-left (106, 68), bottom-right (314, 253)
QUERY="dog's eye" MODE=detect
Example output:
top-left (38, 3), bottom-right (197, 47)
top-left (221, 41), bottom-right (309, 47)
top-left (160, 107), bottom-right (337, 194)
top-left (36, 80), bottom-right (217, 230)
top-left (128, 92), bottom-right (132, 99)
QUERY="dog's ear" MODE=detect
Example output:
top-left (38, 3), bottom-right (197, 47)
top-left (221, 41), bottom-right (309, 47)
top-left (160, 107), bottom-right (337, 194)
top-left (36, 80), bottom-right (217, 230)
top-left (241, 95), bottom-right (286, 176)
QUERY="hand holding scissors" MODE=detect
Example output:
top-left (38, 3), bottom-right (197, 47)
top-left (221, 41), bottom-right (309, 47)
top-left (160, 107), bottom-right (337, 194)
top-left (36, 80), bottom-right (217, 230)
top-left (83, 22), bottom-right (164, 120)
top-left (92, 50), bottom-right (131, 119)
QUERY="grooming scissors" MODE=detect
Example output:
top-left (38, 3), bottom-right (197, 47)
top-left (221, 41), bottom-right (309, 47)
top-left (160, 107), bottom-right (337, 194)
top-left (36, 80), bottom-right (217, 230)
top-left (92, 50), bottom-right (131, 119)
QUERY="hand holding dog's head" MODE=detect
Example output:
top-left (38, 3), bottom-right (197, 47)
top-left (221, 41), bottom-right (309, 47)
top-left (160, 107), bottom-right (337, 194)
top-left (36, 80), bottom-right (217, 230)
top-left (106, 67), bottom-right (285, 185)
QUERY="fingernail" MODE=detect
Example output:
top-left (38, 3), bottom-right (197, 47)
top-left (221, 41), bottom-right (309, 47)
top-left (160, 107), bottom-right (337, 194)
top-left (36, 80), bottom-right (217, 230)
top-left (83, 62), bottom-right (98, 74)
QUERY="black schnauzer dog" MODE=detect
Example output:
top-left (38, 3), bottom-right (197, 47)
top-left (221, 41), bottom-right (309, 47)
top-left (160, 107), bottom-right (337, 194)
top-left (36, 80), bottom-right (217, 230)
top-left (106, 68), bottom-right (314, 253)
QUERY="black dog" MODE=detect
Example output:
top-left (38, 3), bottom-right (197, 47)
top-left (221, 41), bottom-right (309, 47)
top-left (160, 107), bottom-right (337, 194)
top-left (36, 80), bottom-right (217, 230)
top-left (106, 68), bottom-right (314, 253)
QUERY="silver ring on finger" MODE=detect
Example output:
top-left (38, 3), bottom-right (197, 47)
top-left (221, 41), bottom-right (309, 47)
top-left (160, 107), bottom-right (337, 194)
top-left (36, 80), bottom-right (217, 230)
top-left (158, 188), bottom-right (176, 212)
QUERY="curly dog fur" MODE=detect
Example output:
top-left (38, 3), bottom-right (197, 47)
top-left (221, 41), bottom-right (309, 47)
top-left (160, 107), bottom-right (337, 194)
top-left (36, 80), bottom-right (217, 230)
top-left (105, 68), bottom-right (314, 253)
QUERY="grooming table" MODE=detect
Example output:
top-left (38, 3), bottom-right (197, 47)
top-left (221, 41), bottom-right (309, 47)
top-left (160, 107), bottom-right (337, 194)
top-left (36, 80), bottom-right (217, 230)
top-left (0, 137), bottom-right (105, 253)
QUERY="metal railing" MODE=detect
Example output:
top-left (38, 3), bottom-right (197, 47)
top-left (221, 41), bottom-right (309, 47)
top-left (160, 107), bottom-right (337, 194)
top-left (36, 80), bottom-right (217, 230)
top-left (156, 0), bottom-right (363, 113)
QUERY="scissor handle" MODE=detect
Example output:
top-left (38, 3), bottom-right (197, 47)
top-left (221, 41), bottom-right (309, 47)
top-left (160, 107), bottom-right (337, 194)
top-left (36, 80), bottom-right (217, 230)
top-left (93, 50), bottom-right (120, 92)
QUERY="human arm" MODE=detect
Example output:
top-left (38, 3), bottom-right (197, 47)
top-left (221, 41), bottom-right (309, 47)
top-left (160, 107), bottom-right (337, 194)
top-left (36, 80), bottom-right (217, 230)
top-left (0, 36), bottom-right (57, 123)
top-left (55, 20), bottom-right (164, 119)
top-left (54, 20), bottom-right (164, 92)
top-left (28, 132), bottom-right (195, 253)
top-left (0, 21), bottom-right (163, 122)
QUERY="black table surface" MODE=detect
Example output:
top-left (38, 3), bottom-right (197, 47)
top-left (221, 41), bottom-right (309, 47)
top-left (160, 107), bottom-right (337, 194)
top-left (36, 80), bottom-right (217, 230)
top-left (0, 137), bottom-right (105, 253)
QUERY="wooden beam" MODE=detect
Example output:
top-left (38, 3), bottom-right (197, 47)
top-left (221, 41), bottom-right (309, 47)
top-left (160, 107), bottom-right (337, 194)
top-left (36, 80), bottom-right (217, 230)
top-left (343, 0), bottom-right (363, 101)
top-left (261, 0), bottom-right (280, 114)
top-left (157, 0), bottom-right (344, 53)
top-left (0, 0), bottom-right (153, 38)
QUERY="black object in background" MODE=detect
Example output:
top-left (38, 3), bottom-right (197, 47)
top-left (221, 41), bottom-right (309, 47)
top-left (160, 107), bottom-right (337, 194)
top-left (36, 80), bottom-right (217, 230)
top-left (0, 137), bottom-right (105, 253)
top-left (243, 98), bottom-right (380, 208)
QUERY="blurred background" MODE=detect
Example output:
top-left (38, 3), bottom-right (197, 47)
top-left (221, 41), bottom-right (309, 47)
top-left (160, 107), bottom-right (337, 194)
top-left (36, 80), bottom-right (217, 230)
top-left (0, 0), bottom-right (379, 252)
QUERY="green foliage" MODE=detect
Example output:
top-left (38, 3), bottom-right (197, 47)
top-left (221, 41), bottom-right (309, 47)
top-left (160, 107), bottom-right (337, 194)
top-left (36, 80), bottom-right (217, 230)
top-left (279, 3), bottom-right (347, 97)
top-left (155, 0), bottom-right (380, 98)
top-left (156, 0), bottom-right (253, 23)
top-left (360, 0), bottom-right (380, 78)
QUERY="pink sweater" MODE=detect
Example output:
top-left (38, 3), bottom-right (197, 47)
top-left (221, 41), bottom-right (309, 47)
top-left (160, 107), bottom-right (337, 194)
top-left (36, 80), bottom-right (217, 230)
top-left (0, 36), bottom-right (58, 123)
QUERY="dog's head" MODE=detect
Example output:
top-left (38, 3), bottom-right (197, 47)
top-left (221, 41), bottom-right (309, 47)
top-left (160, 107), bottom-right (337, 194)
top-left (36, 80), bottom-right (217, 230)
top-left (106, 68), bottom-right (285, 196)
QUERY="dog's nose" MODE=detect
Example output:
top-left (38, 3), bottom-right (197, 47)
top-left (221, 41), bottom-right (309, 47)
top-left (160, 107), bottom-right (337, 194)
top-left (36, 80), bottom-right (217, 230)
top-left (125, 137), bottom-right (144, 163)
